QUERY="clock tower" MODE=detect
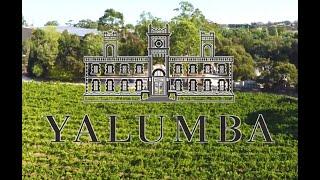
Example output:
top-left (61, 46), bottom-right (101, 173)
top-left (147, 24), bottom-right (171, 57)
top-left (147, 24), bottom-right (171, 96)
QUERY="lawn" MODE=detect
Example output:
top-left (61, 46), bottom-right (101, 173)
top-left (22, 81), bottom-right (298, 179)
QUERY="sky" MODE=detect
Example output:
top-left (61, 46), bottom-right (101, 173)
top-left (22, 0), bottom-right (298, 27)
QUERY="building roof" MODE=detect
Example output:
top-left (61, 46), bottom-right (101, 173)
top-left (22, 27), bottom-right (33, 41)
top-left (41, 26), bottom-right (100, 37)
top-left (56, 26), bottom-right (99, 36)
top-left (23, 26), bottom-right (100, 41)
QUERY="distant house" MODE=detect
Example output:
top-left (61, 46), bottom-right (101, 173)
top-left (254, 68), bottom-right (261, 77)
top-left (227, 24), bottom-right (250, 28)
top-left (41, 26), bottom-right (99, 37)
top-left (22, 27), bottom-right (33, 41)
top-left (219, 24), bottom-right (229, 29)
top-left (234, 80), bottom-right (260, 90)
top-left (22, 27), bottom-right (34, 74)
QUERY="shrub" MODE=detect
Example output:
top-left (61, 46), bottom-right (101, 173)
top-left (32, 64), bottom-right (43, 77)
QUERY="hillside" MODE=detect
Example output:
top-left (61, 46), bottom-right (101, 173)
top-left (22, 81), bottom-right (298, 179)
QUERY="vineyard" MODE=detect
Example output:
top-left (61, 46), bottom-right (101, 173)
top-left (22, 81), bottom-right (298, 179)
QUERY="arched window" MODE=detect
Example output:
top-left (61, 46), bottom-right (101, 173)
top-left (204, 64), bottom-right (211, 74)
top-left (136, 79), bottom-right (142, 91)
top-left (203, 44), bottom-right (212, 57)
top-left (204, 79), bottom-right (211, 91)
top-left (106, 79), bottom-right (114, 91)
top-left (189, 64), bottom-right (197, 74)
top-left (120, 64), bottom-right (129, 74)
top-left (175, 79), bottom-right (182, 91)
top-left (121, 79), bottom-right (128, 91)
top-left (153, 69), bottom-right (165, 76)
top-left (189, 79), bottom-right (197, 91)
top-left (175, 64), bottom-right (182, 74)
top-left (105, 64), bottom-right (114, 74)
top-left (92, 79), bottom-right (100, 92)
top-left (91, 64), bottom-right (100, 74)
top-left (135, 64), bottom-right (143, 74)
top-left (218, 64), bottom-right (226, 74)
top-left (218, 79), bottom-right (226, 91)
top-left (106, 45), bottom-right (114, 57)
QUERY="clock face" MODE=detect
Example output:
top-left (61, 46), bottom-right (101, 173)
top-left (154, 39), bottom-right (164, 48)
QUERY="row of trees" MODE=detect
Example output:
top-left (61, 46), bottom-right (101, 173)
top-left (23, 27), bottom-right (103, 81)
top-left (23, 1), bottom-right (298, 89)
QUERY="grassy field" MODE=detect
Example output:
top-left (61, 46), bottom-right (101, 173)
top-left (22, 81), bottom-right (298, 179)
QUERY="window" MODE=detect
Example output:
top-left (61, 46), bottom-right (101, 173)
top-left (106, 45), bottom-right (113, 57)
top-left (91, 64), bottom-right (100, 74)
top-left (204, 64), bottom-right (211, 74)
top-left (218, 64), bottom-right (225, 74)
top-left (153, 69), bottom-right (164, 76)
top-left (121, 80), bottom-right (128, 91)
top-left (106, 79), bottom-right (114, 91)
top-left (203, 44), bottom-right (212, 57)
top-left (105, 64), bottom-right (114, 74)
top-left (189, 64), bottom-right (197, 74)
top-left (189, 79), bottom-right (197, 91)
top-left (136, 80), bottom-right (142, 91)
top-left (218, 80), bottom-right (225, 91)
top-left (121, 64), bottom-right (129, 74)
top-left (204, 80), bottom-right (211, 91)
top-left (136, 64), bottom-right (143, 74)
top-left (175, 64), bottom-right (182, 74)
top-left (92, 79), bottom-right (100, 91)
top-left (175, 80), bottom-right (182, 91)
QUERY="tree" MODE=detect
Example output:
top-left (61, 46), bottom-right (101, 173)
top-left (170, 20), bottom-right (199, 56)
top-left (80, 33), bottom-right (103, 56)
top-left (27, 27), bottom-right (60, 77)
top-left (277, 26), bottom-right (286, 36)
top-left (171, 0), bottom-right (221, 53)
top-left (137, 11), bottom-right (155, 24)
top-left (122, 23), bottom-right (135, 36)
top-left (270, 62), bottom-right (297, 87)
top-left (22, 5), bottom-right (298, 84)
top-left (218, 45), bottom-right (255, 81)
top-left (125, 24), bottom-right (134, 31)
top-left (255, 57), bottom-right (272, 84)
top-left (65, 20), bottom-right (74, 27)
top-left (289, 39), bottom-right (298, 67)
top-left (173, 1), bottom-right (195, 19)
top-left (258, 61), bottom-right (297, 90)
top-left (98, 9), bottom-right (124, 31)
top-left (172, 1), bottom-right (207, 28)
top-left (267, 26), bottom-right (278, 36)
top-left (190, 8), bottom-right (206, 27)
top-left (118, 32), bottom-right (145, 56)
top-left (55, 30), bottom-right (82, 80)
top-left (135, 11), bottom-right (165, 43)
top-left (74, 19), bottom-right (98, 29)
top-left (45, 21), bottom-right (59, 26)
top-left (32, 64), bottom-right (43, 77)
